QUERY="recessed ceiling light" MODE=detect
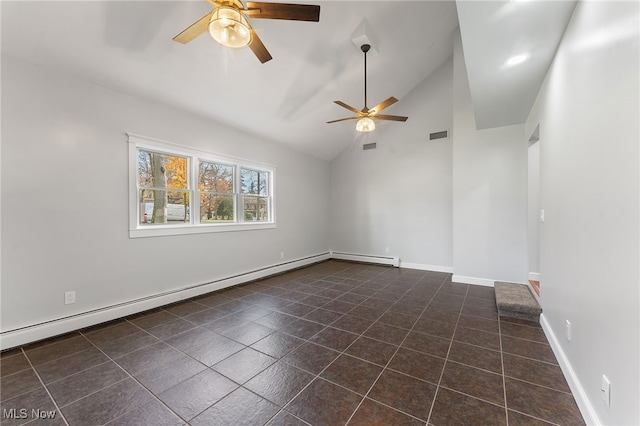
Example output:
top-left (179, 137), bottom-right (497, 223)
top-left (505, 53), bottom-right (530, 67)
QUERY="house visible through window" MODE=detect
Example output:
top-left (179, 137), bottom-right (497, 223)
top-left (241, 168), bottom-right (270, 222)
top-left (128, 134), bottom-right (275, 238)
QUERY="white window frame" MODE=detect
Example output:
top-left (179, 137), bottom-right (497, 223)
top-left (128, 133), bottom-right (276, 238)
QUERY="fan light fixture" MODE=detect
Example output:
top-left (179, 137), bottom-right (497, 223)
top-left (327, 44), bottom-right (408, 131)
top-left (356, 117), bottom-right (375, 132)
top-left (208, 6), bottom-right (252, 49)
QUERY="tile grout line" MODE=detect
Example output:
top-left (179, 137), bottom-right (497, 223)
top-left (424, 278), bottom-right (469, 425)
top-left (268, 267), bottom-right (399, 424)
top-left (344, 272), bottom-right (450, 425)
top-left (272, 267), bottom-right (428, 424)
top-left (19, 347), bottom-right (70, 426)
top-left (498, 307), bottom-right (510, 425)
top-left (76, 322), bottom-right (232, 425)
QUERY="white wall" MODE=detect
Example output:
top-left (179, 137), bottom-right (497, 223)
top-left (452, 30), bottom-right (528, 286)
top-left (525, 1), bottom-right (640, 424)
top-left (329, 57), bottom-right (454, 271)
top-left (1, 55), bottom-right (330, 335)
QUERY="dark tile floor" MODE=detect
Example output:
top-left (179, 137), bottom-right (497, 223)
top-left (0, 260), bottom-right (585, 425)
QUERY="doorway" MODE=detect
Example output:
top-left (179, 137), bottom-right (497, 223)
top-left (528, 125), bottom-right (541, 295)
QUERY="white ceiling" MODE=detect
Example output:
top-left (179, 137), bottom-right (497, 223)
top-left (2, 1), bottom-right (575, 160)
top-left (457, 0), bottom-right (577, 130)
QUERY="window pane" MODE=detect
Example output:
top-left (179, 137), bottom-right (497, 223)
top-left (139, 189), bottom-right (190, 224)
top-left (199, 161), bottom-right (234, 193)
top-left (200, 193), bottom-right (234, 223)
top-left (241, 168), bottom-right (268, 196)
top-left (242, 195), bottom-right (269, 221)
top-left (138, 150), bottom-right (188, 189)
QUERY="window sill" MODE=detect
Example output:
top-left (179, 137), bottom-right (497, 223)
top-left (129, 222), bottom-right (276, 238)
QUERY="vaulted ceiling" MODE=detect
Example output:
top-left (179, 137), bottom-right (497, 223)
top-left (1, 1), bottom-right (575, 160)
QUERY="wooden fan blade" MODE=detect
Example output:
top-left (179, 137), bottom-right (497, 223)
top-left (334, 101), bottom-right (363, 116)
top-left (249, 29), bottom-right (273, 63)
top-left (246, 2), bottom-right (320, 21)
top-left (370, 96), bottom-right (398, 114)
top-left (326, 117), bottom-right (359, 124)
top-left (373, 114), bottom-right (408, 122)
top-left (173, 12), bottom-right (212, 44)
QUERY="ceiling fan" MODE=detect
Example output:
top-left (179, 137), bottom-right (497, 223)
top-left (327, 44), bottom-right (408, 132)
top-left (173, 0), bottom-right (320, 64)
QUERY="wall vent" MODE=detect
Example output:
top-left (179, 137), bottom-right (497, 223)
top-left (429, 130), bottom-right (449, 140)
top-left (362, 143), bottom-right (377, 150)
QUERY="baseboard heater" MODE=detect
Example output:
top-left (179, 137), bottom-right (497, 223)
top-left (331, 251), bottom-right (400, 267)
top-left (0, 252), bottom-right (331, 350)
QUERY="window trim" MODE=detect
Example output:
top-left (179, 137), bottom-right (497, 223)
top-left (128, 133), bottom-right (276, 238)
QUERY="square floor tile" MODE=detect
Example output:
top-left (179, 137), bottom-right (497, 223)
top-left (34, 347), bottom-right (109, 384)
top-left (447, 341), bottom-right (502, 374)
top-left (345, 337), bottom-right (398, 367)
top-left (133, 354), bottom-right (207, 394)
top-left (158, 369), bottom-right (238, 420)
top-left (286, 378), bottom-right (363, 426)
top-left (320, 354), bottom-right (382, 395)
top-left (281, 342), bottom-right (339, 375)
top-left (191, 387), bottom-right (280, 426)
top-left (1, 369), bottom-right (42, 402)
top-left (166, 327), bottom-right (245, 366)
top-left (363, 322), bottom-right (409, 346)
top-left (61, 378), bottom-right (155, 426)
top-left (251, 332), bottom-right (305, 358)
top-left (453, 327), bottom-right (501, 351)
top-left (105, 398), bottom-right (183, 426)
top-left (47, 361), bottom-right (128, 407)
top-left (25, 335), bottom-right (93, 366)
top-left (387, 348), bottom-right (445, 384)
top-left (302, 308), bottom-right (343, 326)
top-left (213, 347), bottom-right (276, 384)
top-left (218, 322), bottom-right (275, 346)
top-left (440, 361), bottom-right (504, 406)
top-left (245, 361), bottom-right (315, 407)
top-left (348, 398), bottom-right (424, 426)
top-left (429, 388), bottom-right (506, 426)
top-left (94, 331), bottom-right (159, 359)
top-left (309, 327), bottom-right (359, 352)
top-left (279, 318), bottom-right (325, 340)
top-left (503, 353), bottom-right (570, 393)
top-left (401, 331), bottom-right (451, 359)
top-left (505, 378), bottom-right (584, 425)
top-left (368, 369), bottom-right (436, 421)
top-left (502, 335), bottom-right (557, 364)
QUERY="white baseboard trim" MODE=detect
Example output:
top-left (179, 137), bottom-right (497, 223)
top-left (451, 274), bottom-right (495, 287)
top-left (330, 251), bottom-right (399, 267)
top-left (529, 272), bottom-right (540, 281)
top-left (398, 262), bottom-right (453, 273)
top-left (540, 314), bottom-right (599, 425)
top-left (0, 252), bottom-right (331, 350)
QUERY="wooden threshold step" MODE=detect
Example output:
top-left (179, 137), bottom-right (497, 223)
top-left (494, 281), bottom-right (542, 323)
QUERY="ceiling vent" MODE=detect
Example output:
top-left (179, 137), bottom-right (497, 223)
top-left (363, 143), bottom-right (377, 150)
top-left (429, 130), bottom-right (449, 141)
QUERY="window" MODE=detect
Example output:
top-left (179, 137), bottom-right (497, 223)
top-left (241, 168), bottom-right (270, 221)
top-left (128, 134), bottom-right (275, 238)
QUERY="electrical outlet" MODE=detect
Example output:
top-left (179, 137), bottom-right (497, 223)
top-left (601, 375), bottom-right (611, 408)
top-left (385, 247), bottom-right (390, 253)
top-left (565, 320), bottom-right (572, 341)
top-left (64, 291), bottom-right (76, 305)
top-left (540, 209), bottom-right (545, 223)
top-left (280, 252), bottom-right (284, 259)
